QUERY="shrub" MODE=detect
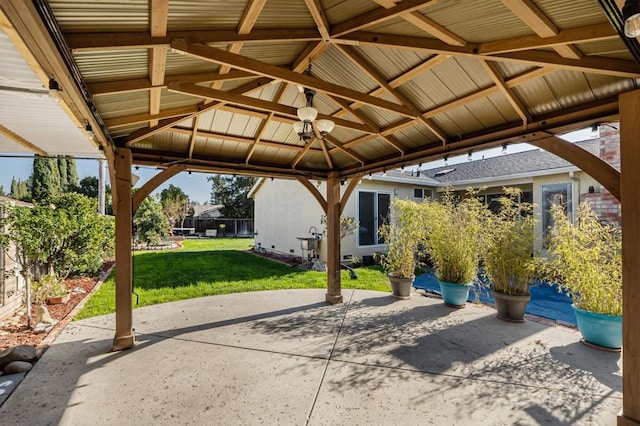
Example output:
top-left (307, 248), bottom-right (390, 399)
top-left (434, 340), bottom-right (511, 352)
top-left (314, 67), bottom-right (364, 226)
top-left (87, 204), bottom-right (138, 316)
top-left (378, 199), bottom-right (426, 278)
top-left (134, 195), bottom-right (170, 245)
top-left (423, 189), bottom-right (487, 284)
top-left (482, 188), bottom-right (536, 295)
top-left (32, 274), bottom-right (66, 305)
top-left (541, 202), bottom-right (621, 316)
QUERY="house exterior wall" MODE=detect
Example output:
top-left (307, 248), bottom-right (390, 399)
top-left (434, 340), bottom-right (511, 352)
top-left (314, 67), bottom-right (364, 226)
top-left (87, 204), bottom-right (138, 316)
top-left (253, 179), bottom-right (326, 260)
top-left (252, 177), bottom-right (434, 263)
top-left (579, 125), bottom-right (621, 225)
top-left (253, 126), bottom-right (623, 263)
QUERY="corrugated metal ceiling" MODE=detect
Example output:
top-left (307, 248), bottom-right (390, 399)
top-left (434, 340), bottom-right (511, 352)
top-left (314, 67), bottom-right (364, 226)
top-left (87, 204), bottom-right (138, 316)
top-left (5, 0), bottom-right (636, 179)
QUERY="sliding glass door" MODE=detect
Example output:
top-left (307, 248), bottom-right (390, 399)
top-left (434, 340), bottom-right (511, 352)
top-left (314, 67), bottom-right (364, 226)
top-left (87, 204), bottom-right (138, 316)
top-left (358, 191), bottom-right (390, 246)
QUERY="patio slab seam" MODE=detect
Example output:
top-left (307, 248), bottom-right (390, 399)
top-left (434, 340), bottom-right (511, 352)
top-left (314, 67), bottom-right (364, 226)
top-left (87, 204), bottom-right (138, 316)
top-left (305, 288), bottom-right (356, 425)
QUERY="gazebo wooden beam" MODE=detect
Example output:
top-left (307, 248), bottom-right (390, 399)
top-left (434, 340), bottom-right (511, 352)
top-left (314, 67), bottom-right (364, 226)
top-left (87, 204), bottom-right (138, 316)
top-left (330, 0), bottom-right (436, 37)
top-left (619, 89), bottom-right (640, 425)
top-left (499, 0), bottom-right (583, 59)
top-left (340, 177), bottom-right (361, 215)
top-left (132, 164), bottom-right (188, 212)
top-left (170, 39), bottom-right (415, 117)
top-left (529, 134), bottom-right (620, 201)
top-left (88, 70), bottom-right (255, 96)
top-left (124, 77), bottom-right (272, 145)
top-left (325, 172), bottom-right (342, 304)
top-left (296, 176), bottom-right (328, 214)
top-left (340, 32), bottom-right (640, 78)
top-left (338, 96), bottom-right (620, 177)
top-left (167, 82), bottom-right (375, 134)
top-left (479, 22), bottom-right (617, 54)
top-left (112, 148), bottom-right (135, 351)
top-left (65, 29), bottom-right (321, 51)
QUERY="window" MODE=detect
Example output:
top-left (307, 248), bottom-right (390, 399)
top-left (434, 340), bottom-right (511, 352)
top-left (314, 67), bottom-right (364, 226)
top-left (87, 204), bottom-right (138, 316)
top-left (542, 182), bottom-right (573, 245)
top-left (413, 188), bottom-right (432, 199)
top-left (358, 191), bottom-right (390, 246)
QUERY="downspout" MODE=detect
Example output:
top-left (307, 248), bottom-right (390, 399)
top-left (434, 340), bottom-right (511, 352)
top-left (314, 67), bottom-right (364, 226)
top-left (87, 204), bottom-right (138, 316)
top-left (569, 171), bottom-right (580, 223)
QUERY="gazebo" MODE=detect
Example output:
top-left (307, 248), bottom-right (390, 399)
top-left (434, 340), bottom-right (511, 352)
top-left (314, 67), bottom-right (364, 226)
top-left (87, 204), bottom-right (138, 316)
top-left (0, 0), bottom-right (638, 423)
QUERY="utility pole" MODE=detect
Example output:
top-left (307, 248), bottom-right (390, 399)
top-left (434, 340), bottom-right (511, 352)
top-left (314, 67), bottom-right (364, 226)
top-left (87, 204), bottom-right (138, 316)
top-left (98, 158), bottom-right (106, 215)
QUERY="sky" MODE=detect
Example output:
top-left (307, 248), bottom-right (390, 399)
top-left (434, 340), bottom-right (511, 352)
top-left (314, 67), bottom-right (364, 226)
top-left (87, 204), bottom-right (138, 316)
top-left (0, 157), bottom-right (215, 204)
top-left (0, 128), bottom-right (593, 204)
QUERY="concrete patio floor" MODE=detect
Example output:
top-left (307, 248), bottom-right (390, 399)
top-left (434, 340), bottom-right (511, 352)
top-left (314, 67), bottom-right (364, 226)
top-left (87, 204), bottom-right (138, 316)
top-left (0, 289), bottom-right (622, 425)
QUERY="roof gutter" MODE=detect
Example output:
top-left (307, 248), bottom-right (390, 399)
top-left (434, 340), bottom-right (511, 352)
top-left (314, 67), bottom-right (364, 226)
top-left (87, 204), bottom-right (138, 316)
top-left (434, 165), bottom-right (581, 191)
top-left (370, 174), bottom-right (441, 187)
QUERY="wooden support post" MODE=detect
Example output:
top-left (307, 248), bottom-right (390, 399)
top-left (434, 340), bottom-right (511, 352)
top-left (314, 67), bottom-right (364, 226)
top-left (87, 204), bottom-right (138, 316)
top-left (618, 90), bottom-right (640, 425)
top-left (112, 148), bottom-right (135, 351)
top-left (325, 172), bottom-right (343, 304)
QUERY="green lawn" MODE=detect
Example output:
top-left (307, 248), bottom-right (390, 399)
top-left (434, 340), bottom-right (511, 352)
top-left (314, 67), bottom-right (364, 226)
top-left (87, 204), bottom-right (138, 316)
top-left (75, 238), bottom-right (390, 320)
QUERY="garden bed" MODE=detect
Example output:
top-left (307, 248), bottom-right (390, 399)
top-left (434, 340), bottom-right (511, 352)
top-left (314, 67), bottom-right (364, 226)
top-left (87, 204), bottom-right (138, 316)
top-left (0, 262), bottom-right (113, 352)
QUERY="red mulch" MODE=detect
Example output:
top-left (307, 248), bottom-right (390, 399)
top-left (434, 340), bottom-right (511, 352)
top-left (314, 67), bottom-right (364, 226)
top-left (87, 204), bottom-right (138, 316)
top-left (0, 261), bottom-right (114, 352)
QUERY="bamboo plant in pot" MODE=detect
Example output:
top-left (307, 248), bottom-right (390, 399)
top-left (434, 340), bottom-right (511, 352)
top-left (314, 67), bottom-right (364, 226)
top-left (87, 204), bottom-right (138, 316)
top-left (482, 188), bottom-right (536, 322)
top-left (541, 202), bottom-right (622, 349)
top-left (378, 199), bottom-right (426, 299)
top-left (423, 190), bottom-right (486, 307)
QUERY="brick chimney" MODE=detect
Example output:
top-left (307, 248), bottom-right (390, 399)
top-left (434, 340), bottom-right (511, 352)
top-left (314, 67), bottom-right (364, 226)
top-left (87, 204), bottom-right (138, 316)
top-left (579, 123), bottom-right (621, 225)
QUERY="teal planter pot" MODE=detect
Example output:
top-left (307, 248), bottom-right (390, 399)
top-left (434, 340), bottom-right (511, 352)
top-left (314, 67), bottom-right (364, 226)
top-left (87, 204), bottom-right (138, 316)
top-left (438, 281), bottom-right (471, 307)
top-left (573, 306), bottom-right (622, 349)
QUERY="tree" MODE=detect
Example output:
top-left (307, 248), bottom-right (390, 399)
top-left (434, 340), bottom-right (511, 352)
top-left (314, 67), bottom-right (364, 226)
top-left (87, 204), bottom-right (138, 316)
top-left (57, 156), bottom-right (68, 191)
top-left (208, 175), bottom-right (255, 218)
top-left (46, 193), bottom-right (114, 277)
top-left (10, 177), bottom-right (30, 202)
top-left (0, 204), bottom-right (48, 327)
top-left (0, 185), bottom-right (5, 196)
top-left (65, 157), bottom-right (79, 191)
top-left (74, 176), bottom-right (99, 198)
top-left (160, 184), bottom-right (191, 228)
top-left (30, 156), bottom-right (78, 202)
top-left (73, 176), bottom-right (113, 214)
top-left (31, 156), bottom-right (61, 202)
top-left (133, 195), bottom-right (170, 245)
top-left (321, 215), bottom-right (359, 240)
top-left (0, 194), bottom-right (115, 327)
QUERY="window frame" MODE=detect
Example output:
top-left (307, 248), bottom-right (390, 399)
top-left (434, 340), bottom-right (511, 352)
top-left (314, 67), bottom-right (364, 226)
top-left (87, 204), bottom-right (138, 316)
top-left (356, 189), bottom-right (392, 248)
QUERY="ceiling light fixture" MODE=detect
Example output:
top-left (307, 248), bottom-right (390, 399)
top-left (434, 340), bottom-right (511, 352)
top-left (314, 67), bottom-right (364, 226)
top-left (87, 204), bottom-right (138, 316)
top-left (467, 151), bottom-right (472, 161)
top-left (444, 155), bottom-right (449, 166)
top-left (48, 77), bottom-right (61, 102)
top-left (623, 0), bottom-right (640, 38)
top-left (292, 65), bottom-right (334, 144)
top-left (502, 144), bottom-right (508, 154)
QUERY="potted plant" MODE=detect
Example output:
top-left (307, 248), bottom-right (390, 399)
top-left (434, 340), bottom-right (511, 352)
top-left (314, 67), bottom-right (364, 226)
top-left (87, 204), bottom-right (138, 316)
top-left (482, 188), bottom-right (536, 322)
top-left (378, 199), bottom-right (426, 299)
top-left (541, 202), bottom-right (622, 349)
top-left (423, 190), bottom-right (486, 307)
top-left (33, 274), bottom-right (69, 305)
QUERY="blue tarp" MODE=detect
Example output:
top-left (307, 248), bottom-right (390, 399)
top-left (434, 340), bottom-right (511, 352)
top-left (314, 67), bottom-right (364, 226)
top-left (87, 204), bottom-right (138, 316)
top-left (413, 273), bottom-right (576, 325)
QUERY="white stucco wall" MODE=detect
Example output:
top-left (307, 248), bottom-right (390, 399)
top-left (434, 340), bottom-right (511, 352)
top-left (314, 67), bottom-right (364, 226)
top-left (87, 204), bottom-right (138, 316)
top-left (253, 168), bottom-right (604, 262)
top-left (252, 177), bottom-right (435, 263)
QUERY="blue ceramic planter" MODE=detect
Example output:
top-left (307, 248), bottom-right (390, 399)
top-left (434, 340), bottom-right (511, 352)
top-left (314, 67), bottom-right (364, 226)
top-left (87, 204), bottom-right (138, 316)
top-left (438, 281), bottom-right (471, 307)
top-left (573, 305), bottom-right (622, 349)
